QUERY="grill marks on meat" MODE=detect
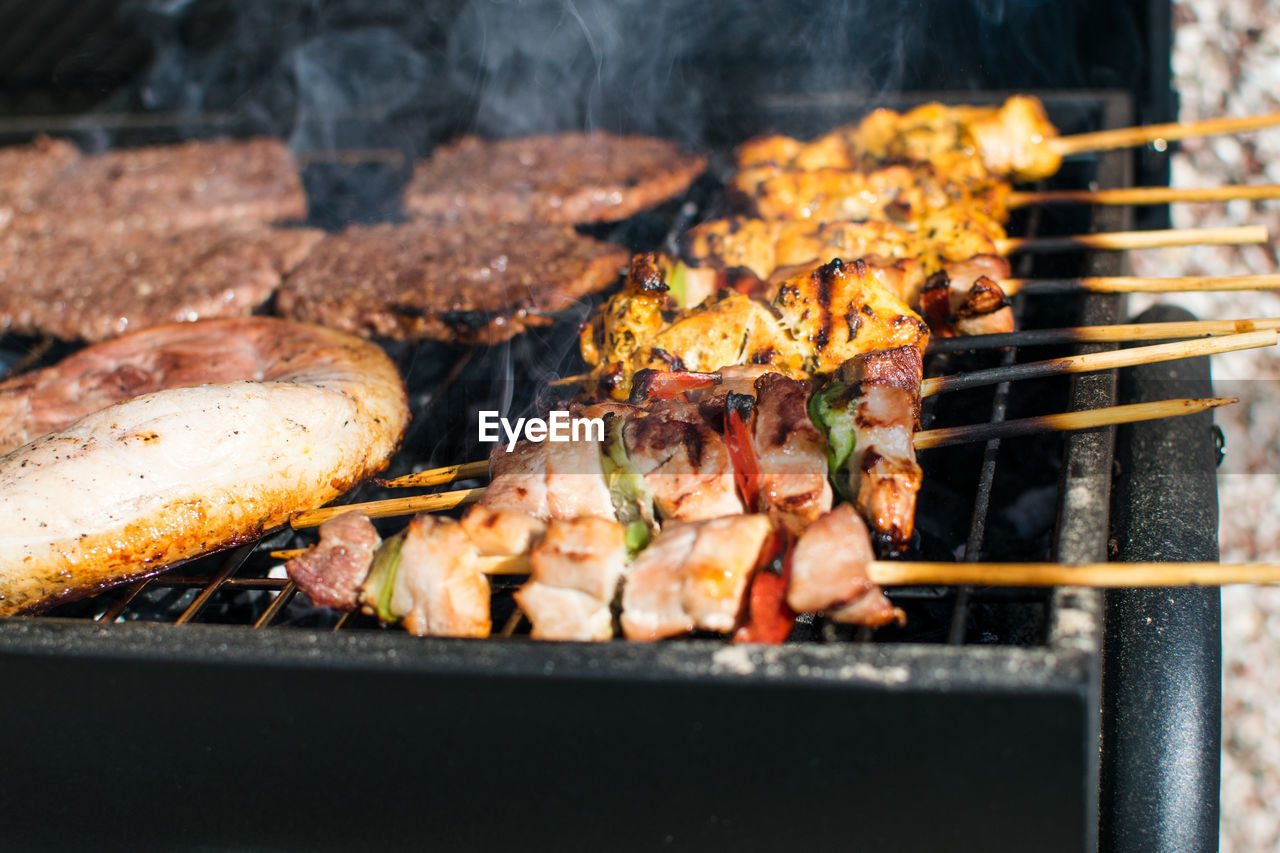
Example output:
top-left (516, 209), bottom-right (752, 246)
top-left (621, 515), bottom-right (773, 640)
top-left (404, 132), bottom-right (706, 225)
top-left (0, 136), bottom-right (79, 230)
top-left (17, 138), bottom-right (307, 238)
top-left (0, 225), bottom-right (323, 342)
top-left (623, 403), bottom-right (744, 522)
top-left (750, 373), bottom-right (832, 529)
top-left (515, 517), bottom-right (627, 641)
top-left (285, 511), bottom-right (380, 611)
top-left (276, 220), bottom-right (629, 345)
top-left (787, 504), bottom-right (903, 627)
top-left (773, 258), bottom-right (929, 375)
top-left (849, 384), bottom-right (922, 552)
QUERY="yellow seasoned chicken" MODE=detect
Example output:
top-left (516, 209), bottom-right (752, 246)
top-left (580, 253), bottom-right (929, 399)
top-left (735, 95), bottom-right (1061, 185)
top-left (730, 161), bottom-right (1011, 225)
top-left (681, 214), bottom-right (1002, 279)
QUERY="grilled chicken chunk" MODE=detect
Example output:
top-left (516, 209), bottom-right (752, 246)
top-left (683, 216), bottom-right (1000, 281)
top-left (624, 402), bottom-right (744, 522)
top-left (459, 504), bottom-right (547, 557)
top-left (849, 384), bottom-right (922, 552)
top-left (751, 373), bottom-right (832, 529)
top-left (621, 515), bottom-right (773, 640)
top-left (737, 95), bottom-right (1061, 184)
top-left (773, 257), bottom-right (929, 375)
top-left (484, 433), bottom-right (616, 524)
top-left (284, 511), bottom-right (380, 611)
top-left (515, 517), bottom-right (627, 641)
top-left (390, 515), bottom-right (491, 638)
top-left (787, 504), bottom-right (903, 627)
top-left (484, 441), bottom-right (551, 518)
top-left (731, 161), bottom-right (1010, 226)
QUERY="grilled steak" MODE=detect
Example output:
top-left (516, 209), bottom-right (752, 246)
top-left (403, 132), bottom-right (706, 224)
top-left (18, 137), bottom-right (306, 237)
top-left (275, 220), bottom-right (629, 344)
top-left (0, 136), bottom-right (79, 229)
top-left (0, 225), bottom-right (323, 342)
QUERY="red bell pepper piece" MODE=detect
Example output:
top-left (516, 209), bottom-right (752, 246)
top-left (628, 368), bottom-right (721, 403)
top-left (734, 528), bottom-right (796, 645)
top-left (723, 393), bottom-right (761, 510)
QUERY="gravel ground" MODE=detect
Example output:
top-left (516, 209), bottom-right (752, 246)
top-left (1130, 3), bottom-right (1280, 849)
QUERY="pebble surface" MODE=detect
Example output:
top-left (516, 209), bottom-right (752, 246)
top-left (1132, 3), bottom-right (1280, 849)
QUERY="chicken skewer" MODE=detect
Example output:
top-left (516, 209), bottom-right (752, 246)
top-left (290, 395), bottom-right (1236, 530)
top-left (279, 494), bottom-right (1280, 644)
top-left (736, 95), bottom-right (1280, 186)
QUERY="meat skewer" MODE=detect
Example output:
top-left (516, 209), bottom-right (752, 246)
top-left (736, 95), bottom-right (1280, 186)
top-left (290, 395), bottom-right (1237, 530)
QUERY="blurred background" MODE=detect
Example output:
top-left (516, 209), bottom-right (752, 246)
top-left (1129, 3), bottom-right (1280, 850)
top-left (0, 0), bottom-right (1273, 847)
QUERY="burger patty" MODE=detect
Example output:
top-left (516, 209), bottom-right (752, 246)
top-left (17, 137), bottom-right (307, 237)
top-left (0, 225), bottom-right (324, 342)
top-left (403, 132), bottom-right (706, 225)
top-left (275, 220), bottom-right (630, 345)
top-left (0, 136), bottom-right (79, 229)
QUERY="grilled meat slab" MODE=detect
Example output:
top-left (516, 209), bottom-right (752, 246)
top-left (0, 136), bottom-right (79, 230)
top-left (0, 224), bottom-right (322, 342)
top-left (0, 317), bottom-right (409, 616)
top-left (404, 132), bottom-right (705, 225)
top-left (18, 137), bottom-right (307, 237)
top-left (276, 220), bottom-right (628, 345)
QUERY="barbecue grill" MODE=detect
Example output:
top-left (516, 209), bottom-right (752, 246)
top-left (0, 3), bottom-right (1221, 852)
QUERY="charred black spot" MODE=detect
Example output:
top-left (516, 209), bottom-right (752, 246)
top-left (844, 310), bottom-right (863, 340)
top-left (860, 304), bottom-right (875, 316)
top-left (649, 348), bottom-right (686, 372)
top-left (751, 347), bottom-right (777, 365)
top-left (680, 422), bottom-right (705, 470)
top-left (923, 270), bottom-right (952, 293)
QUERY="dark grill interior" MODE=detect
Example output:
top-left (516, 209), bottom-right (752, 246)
top-left (18, 91), bottom-right (1127, 651)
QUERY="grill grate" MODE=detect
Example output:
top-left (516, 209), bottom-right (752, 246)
top-left (11, 91), bottom-right (1129, 652)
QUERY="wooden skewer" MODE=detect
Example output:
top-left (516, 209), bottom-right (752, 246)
top-left (300, 397), bottom-right (1234, 523)
top-left (1049, 112), bottom-right (1280, 157)
top-left (928, 317), bottom-right (1280, 352)
top-left (920, 330), bottom-right (1276, 396)
top-left (1008, 184), bottom-right (1280, 209)
top-left (1004, 273), bottom-right (1280, 296)
top-left (290, 487), bottom-right (485, 530)
top-left (868, 561), bottom-right (1280, 587)
top-left (913, 396), bottom-right (1234, 450)
top-left (270, 548), bottom-right (532, 575)
top-left (997, 224), bottom-right (1267, 254)
top-left (379, 460), bottom-right (490, 489)
top-left (269, 545), bottom-right (1279, 588)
